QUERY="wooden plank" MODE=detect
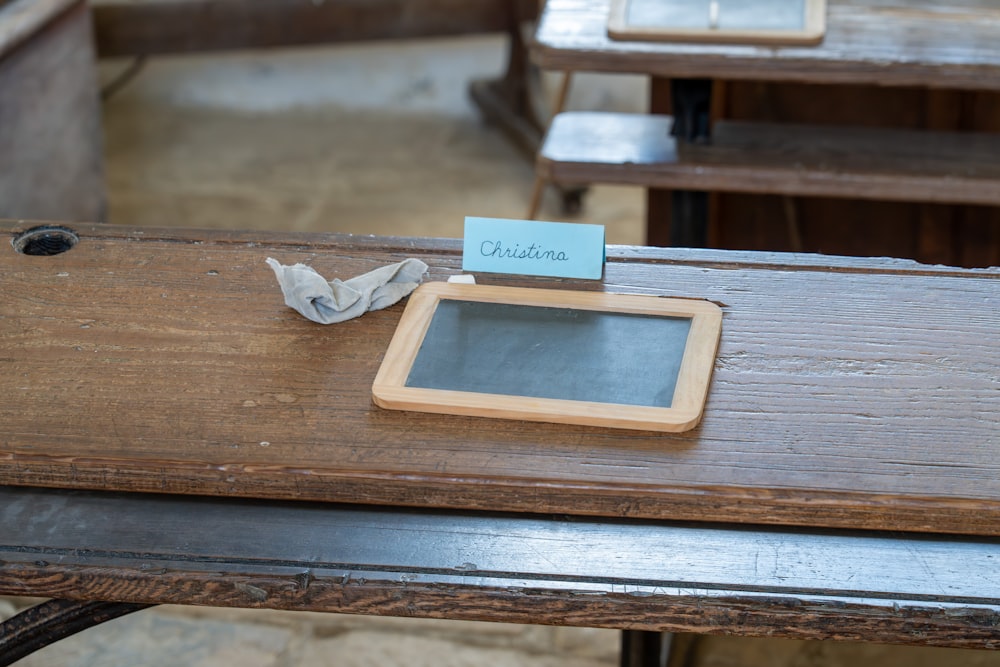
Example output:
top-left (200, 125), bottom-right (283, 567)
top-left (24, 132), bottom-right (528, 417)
top-left (537, 111), bottom-right (1000, 206)
top-left (1, 486), bottom-right (999, 647)
top-left (706, 82), bottom-right (1000, 268)
top-left (91, 0), bottom-right (534, 57)
top-left (532, 0), bottom-right (1000, 90)
top-left (0, 1), bottom-right (104, 222)
top-left (0, 222), bottom-right (998, 535)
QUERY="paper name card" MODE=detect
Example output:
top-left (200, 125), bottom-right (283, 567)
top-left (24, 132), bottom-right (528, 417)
top-left (462, 217), bottom-right (605, 280)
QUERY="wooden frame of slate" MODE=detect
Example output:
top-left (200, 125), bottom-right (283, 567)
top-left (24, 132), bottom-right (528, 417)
top-left (373, 282), bottom-right (723, 432)
top-left (608, 0), bottom-right (827, 47)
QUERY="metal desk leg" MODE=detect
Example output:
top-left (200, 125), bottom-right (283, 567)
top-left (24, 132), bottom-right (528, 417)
top-left (621, 630), bottom-right (666, 667)
top-left (620, 631), bottom-right (702, 667)
top-left (670, 78), bottom-right (713, 143)
top-left (670, 191), bottom-right (710, 247)
top-left (647, 78), bottom-right (713, 248)
top-left (0, 599), bottom-right (151, 666)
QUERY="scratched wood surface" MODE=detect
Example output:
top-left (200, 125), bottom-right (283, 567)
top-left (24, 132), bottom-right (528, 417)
top-left (533, 0), bottom-right (1000, 90)
top-left (2, 486), bottom-right (999, 647)
top-left (1, 222), bottom-right (998, 535)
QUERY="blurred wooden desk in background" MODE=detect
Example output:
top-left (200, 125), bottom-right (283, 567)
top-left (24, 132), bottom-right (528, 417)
top-left (531, 0), bottom-right (1000, 265)
top-left (1, 0), bottom-right (541, 223)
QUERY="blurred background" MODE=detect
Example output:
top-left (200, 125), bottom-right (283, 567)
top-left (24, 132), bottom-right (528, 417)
top-left (97, 34), bottom-right (648, 243)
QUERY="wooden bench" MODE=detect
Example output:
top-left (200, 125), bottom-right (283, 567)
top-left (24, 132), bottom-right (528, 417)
top-left (538, 111), bottom-right (1000, 206)
top-left (3, 484), bottom-right (1000, 655)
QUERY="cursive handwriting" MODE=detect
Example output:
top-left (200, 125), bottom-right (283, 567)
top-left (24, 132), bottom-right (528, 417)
top-left (480, 240), bottom-right (569, 262)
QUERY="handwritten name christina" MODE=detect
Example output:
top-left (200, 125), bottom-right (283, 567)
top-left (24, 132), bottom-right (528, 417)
top-left (480, 240), bottom-right (569, 262)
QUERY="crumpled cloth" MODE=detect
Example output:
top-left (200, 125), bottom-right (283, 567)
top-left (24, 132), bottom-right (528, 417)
top-left (266, 257), bottom-right (428, 324)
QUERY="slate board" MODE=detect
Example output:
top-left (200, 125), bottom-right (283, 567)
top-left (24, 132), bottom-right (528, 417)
top-left (608, 0), bottom-right (827, 46)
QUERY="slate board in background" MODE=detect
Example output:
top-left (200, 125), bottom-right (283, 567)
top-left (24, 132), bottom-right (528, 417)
top-left (608, 0), bottom-right (826, 46)
top-left (627, 0), bottom-right (805, 31)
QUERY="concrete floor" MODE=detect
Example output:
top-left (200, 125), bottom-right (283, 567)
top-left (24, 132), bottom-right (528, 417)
top-left (98, 35), bottom-right (647, 242)
top-left (3, 34), bottom-right (998, 667)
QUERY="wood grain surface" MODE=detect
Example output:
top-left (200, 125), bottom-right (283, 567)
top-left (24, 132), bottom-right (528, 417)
top-left (539, 111), bottom-right (1000, 207)
top-left (1, 222), bottom-right (998, 535)
top-left (533, 0), bottom-right (1000, 90)
top-left (2, 486), bottom-right (998, 647)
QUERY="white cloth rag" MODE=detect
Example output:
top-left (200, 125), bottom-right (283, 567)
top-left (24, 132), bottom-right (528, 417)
top-left (266, 257), bottom-right (428, 324)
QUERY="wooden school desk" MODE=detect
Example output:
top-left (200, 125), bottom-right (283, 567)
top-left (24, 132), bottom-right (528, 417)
top-left (530, 0), bottom-right (1000, 247)
top-left (0, 222), bottom-right (998, 661)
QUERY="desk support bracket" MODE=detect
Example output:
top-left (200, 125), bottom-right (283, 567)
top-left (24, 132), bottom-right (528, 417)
top-left (647, 78), bottom-right (713, 247)
top-left (0, 599), bottom-right (152, 666)
top-left (668, 78), bottom-right (713, 248)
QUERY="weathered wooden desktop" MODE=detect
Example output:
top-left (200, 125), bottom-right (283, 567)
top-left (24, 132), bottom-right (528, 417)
top-left (1, 222), bottom-right (998, 661)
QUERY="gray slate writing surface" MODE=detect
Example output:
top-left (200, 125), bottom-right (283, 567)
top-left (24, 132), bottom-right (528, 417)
top-left (405, 300), bottom-right (692, 408)
top-left (627, 0), bottom-right (805, 31)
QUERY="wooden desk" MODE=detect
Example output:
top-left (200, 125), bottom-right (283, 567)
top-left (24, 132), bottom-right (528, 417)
top-left (532, 0), bottom-right (1000, 89)
top-left (0, 222), bottom-right (998, 657)
top-left (530, 0), bottom-right (1000, 253)
top-left (2, 486), bottom-right (999, 653)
